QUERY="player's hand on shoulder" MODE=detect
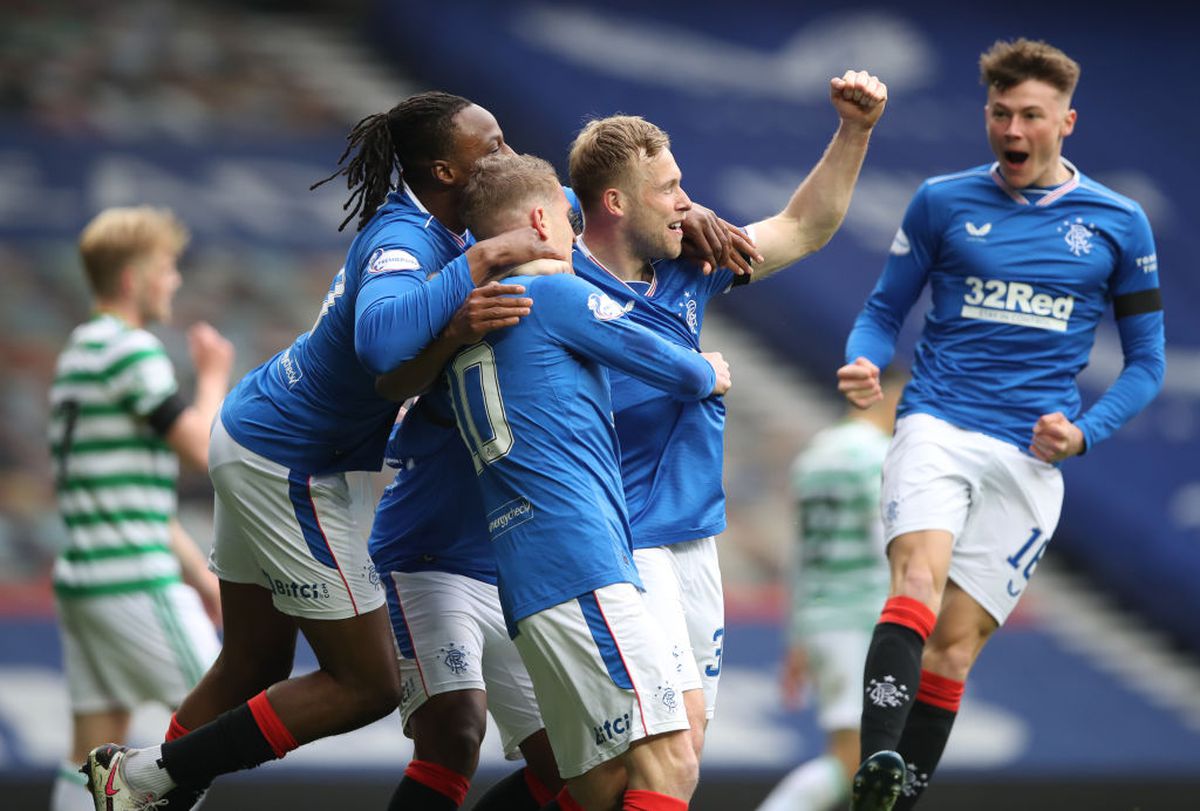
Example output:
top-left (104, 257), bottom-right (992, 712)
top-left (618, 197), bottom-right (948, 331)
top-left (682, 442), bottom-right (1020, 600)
top-left (445, 281), bottom-right (533, 344)
top-left (681, 204), bottom-right (762, 276)
top-left (837, 356), bottom-right (882, 409)
top-left (1029, 412), bottom-right (1085, 463)
top-left (471, 227), bottom-right (570, 286)
top-left (187, 321), bottom-right (234, 380)
top-left (830, 69), bottom-right (887, 130)
top-left (702, 350), bottom-right (732, 396)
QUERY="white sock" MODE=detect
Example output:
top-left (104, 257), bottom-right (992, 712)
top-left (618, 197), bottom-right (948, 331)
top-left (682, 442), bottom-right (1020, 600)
top-left (757, 753), bottom-right (848, 811)
top-left (50, 761), bottom-right (93, 811)
top-left (121, 744), bottom-right (176, 797)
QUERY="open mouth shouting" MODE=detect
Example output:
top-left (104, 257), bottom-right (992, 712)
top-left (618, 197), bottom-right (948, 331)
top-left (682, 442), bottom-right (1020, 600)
top-left (1003, 150), bottom-right (1029, 171)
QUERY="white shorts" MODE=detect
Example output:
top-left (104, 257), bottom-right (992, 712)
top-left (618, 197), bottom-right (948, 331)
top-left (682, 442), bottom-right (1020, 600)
top-left (513, 582), bottom-right (689, 779)
top-left (57, 583), bottom-right (220, 714)
top-left (384, 570), bottom-right (544, 760)
top-left (634, 536), bottom-right (725, 719)
top-left (804, 629), bottom-right (871, 733)
top-left (881, 413), bottom-right (1064, 625)
top-left (208, 419), bottom-right (385, 620)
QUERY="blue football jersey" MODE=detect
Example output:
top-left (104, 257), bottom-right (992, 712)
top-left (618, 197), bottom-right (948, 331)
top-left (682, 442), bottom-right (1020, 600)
top-left (221, 185), bottom-right (475, 474)
top-left (847, 161), bottom-right (1165, 451)
top-left (573, 239), bottom-right (744, 548)
top-left (445, 272), bottom-right (717, 628)
top-left (364, 187), bottom-right (586, 582)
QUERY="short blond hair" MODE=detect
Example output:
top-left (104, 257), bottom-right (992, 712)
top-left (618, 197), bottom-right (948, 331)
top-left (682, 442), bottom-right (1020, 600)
top-left (78, 206), bottom-right (189, 297)
top-left (461, 153), bottom-right (561, 239)
top-left (568, 115), bottom-right (670, 210)
top-left (979, 38), bottom-right (1080, 97)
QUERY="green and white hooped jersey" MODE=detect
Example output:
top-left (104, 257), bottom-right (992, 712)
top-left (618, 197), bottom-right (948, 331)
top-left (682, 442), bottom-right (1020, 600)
top-left (48, 314), bottom-right (181, 598)
top-left (789, 420), bottom-right (891, 638)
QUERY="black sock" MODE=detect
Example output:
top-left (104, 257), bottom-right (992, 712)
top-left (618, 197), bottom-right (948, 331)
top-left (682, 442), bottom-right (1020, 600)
top-left (860, 623), bottom-right (926, 759)
top-left (473, 767), bottom-right (541, 811)
top-left (386, 773), bottom-right (459, 811)
top-left (159, 703), bottom-right (277, 789)
top-left (893, 699), bottom-right (958, 810)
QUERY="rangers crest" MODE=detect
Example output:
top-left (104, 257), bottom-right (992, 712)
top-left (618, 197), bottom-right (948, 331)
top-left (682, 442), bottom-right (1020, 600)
top-left (1057, 217), bottom-right (1095, 257)
top-left (440, 643), bottom-right (469, 676)
top-left (867, 675), bottom-right (910, 708)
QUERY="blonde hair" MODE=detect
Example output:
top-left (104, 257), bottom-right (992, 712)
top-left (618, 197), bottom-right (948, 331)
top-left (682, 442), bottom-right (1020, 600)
top-left (78, 206), bottom-right (189, 297)
top-left (461, 153), bottom-right (561, 238)
top-left (979, 38), bottom-right (1080, 97)
top-left (568, 115), bottom-right (670, 209)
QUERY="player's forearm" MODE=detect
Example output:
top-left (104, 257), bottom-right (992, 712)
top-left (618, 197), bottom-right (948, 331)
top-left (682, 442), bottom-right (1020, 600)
top-left (784, 123), bottom-right (872, 244)
top-left (192, 371), bottom-right (227, 432)
top-left (845, 301), bottom-right (901, 369)
top-left (169, 518), bottom-right (210, 586)
top-left (355, 255), bottom-right (474, 375)
top-left (1074, 316), bottom-right (1165, 450)
top-left (754, 124), bottom-right (873, 277)
top-left (375, 333), bottom-right (461, 401)
top-left (615, 330), bottom-right (716, 400)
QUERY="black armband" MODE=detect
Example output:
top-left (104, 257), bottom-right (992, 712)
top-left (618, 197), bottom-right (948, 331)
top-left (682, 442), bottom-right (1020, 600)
top-left (1113, 288), bottom-right (1163, 319)
top-left (730, 258), bottom-right (753, 288)
top-left (146, 392), bottom-right (188, 436)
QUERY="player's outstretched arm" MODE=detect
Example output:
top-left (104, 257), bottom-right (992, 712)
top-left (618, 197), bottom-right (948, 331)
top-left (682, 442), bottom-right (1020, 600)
top-left (376, 282), bottom-right (533, 401)
top-left (747, 69), bottom-right (887, 279)
top-left (165, 322), bottom-right (234, 471)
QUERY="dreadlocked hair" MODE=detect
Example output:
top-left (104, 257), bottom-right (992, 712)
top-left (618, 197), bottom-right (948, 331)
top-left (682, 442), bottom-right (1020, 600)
top-left (312, 91), bottom-right (474, 232)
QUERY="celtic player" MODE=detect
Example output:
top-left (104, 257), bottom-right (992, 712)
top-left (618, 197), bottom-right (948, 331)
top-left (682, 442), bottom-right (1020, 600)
top-left (49, 206), bottom-right (231, 811)
top-left (758, 374), bottom-right (900, 811)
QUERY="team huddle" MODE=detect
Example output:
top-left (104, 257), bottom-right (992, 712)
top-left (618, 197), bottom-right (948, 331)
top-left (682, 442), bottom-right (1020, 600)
top-left (50, 38), bottom-right (1163, 811)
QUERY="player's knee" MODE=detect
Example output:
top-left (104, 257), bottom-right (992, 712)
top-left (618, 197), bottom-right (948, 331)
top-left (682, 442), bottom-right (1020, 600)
top-left (670, 738), bottom-right (700, 796)
top-left (922, 640), bottom-right (975, 682)
top-left (340, 668), bottom-right (401, 725)
top-left (896, 565), bottom-right (941, 608)
top-left (420, 722), bottom-right (486, 774)
top-left (635, 730), bottom-right (699, 796)
top-left (209, 648), bottom-right (291, 694)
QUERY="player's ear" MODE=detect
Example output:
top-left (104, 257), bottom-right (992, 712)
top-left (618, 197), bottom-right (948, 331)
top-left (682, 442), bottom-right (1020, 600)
top-left (430, 159), bottom-right (455, 187)
top-left (1061, 107), bottom-right (1077, 137)
top-left (530, 205), bottom-right (551, 240)
top-left (602, 187), bottom-right (624, 218)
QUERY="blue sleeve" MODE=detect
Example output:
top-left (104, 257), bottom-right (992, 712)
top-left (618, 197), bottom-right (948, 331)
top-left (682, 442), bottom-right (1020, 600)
top-left (1075, 207), bottom-right (1165, 449)
top-left (845, 185), bottom-right (937, 367)
top-left (354, 253), bottom-right (475, 375)
top-left (534, 275), bottom-right (716, 400)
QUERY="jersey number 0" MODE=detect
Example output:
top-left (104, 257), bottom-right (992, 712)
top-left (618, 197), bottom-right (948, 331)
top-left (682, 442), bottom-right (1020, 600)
top-left (449, 342), bottom-right (515, 474)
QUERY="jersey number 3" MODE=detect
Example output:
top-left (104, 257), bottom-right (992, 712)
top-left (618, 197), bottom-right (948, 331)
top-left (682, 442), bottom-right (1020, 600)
top-left (449, 342), bottom-right (515, 473)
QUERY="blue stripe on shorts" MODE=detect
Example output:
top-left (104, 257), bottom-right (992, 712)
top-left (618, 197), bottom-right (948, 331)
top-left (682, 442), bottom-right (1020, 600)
top-left (578, 592), bottom-right (634, 690)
